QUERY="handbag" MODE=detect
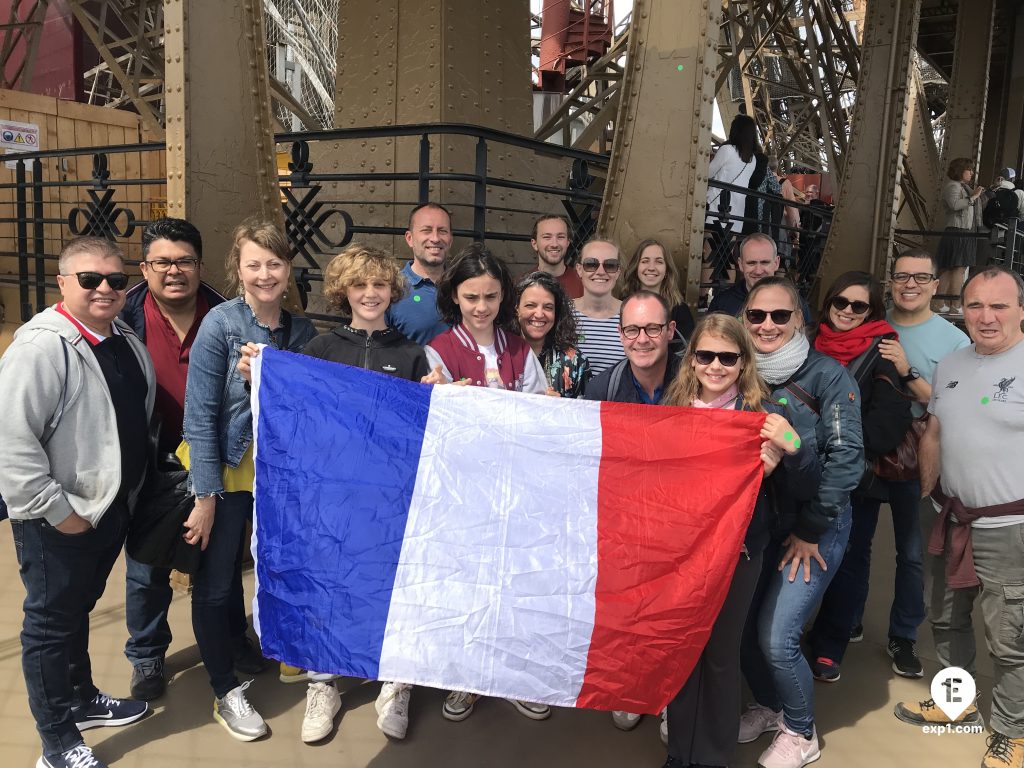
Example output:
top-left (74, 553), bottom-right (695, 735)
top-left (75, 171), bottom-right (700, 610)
top-left (126, 423), bottom-right (201, 574)
top-left (874, 412), bottom-right (928, 482)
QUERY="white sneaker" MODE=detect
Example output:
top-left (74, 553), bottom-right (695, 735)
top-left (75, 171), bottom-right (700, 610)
top-left (611, 710), bottom-right (642, 730)
top-left (758, 725), bottom-right (821, 768)
top-left (300, 681), bottom-right (341, 743)
top-left (375, 682), bottom-right (411, 739)
top-left (660, 707), bottom-right (668, 745)
top-left (738, 703), bottom-right (783, 743)
top-left (213, 680), bottom-right (267, 741)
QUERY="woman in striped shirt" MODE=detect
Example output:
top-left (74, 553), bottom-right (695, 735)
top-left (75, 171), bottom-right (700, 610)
top-left (571, 239), bottom-right (627, 375)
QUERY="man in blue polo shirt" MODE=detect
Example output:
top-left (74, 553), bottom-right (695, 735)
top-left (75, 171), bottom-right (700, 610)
top-left (386, 202), bottom-right (453, 345)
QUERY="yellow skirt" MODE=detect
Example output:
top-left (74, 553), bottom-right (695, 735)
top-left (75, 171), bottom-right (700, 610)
top-left (176, 440), bottom-right (255, 494)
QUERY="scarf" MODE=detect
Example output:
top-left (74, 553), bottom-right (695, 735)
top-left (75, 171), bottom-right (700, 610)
top-left (692, 385), bottom-right (739, 410)
top-left (755, 332), bottom-right (810, 385)
top-left (814, 319), bottom-right (897, 366)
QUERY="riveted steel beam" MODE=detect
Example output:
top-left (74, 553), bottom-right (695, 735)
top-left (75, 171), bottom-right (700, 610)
top-left (819, 0), bottom-right (922, 289)
top-left (164, 0), bottom-right (284, 298)
top-left (598, 0), bottom-right (720, 307)
top-left (897, 67), bottom-right (941, 239)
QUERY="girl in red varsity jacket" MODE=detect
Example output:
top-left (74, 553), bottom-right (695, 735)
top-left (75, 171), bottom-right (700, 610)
top-left (424, 243), bottom-right (547, 394)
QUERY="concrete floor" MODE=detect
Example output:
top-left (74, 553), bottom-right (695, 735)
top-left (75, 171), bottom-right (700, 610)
top-left (0, 506), bottom-right (994, 768)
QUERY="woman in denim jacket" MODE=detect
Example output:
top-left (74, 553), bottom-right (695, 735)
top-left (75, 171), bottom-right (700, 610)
top-left (182, 219), bottom-right (316, 741)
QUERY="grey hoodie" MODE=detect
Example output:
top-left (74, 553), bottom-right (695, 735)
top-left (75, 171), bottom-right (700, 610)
top-left (0, 306), bottom-right (155, 526)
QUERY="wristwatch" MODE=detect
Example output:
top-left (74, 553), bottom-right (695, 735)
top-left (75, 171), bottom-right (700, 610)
top-left (899, 367), bottom-right (921, 385)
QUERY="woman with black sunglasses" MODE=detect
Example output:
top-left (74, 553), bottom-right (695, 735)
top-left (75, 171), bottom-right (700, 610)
top-left (805, 271), bottom-right (913, 683)
top-left (736, 276), bottom-right (863, 768)
top-left (571, 239), bottom-right (626, 375)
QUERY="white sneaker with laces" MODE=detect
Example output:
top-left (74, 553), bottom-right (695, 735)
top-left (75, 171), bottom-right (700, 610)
top-left (213, 680), bottom-right (267, 741)
top-left (758, 725), bottom-right (821, 768)
top-left (375, 682), bottom-right (411, 739)
top-left (611, 710), bottom-right (642, 730)
top-left (738, 703), bottom-right (783, 743)
top-left (660, 707), bottom-right (668, 745)
top-left (301, 681), bottom-right (341, 743)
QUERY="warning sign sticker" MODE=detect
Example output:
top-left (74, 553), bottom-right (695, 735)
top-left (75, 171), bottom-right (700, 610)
top-left (1, 120), bottom-right (39, 169)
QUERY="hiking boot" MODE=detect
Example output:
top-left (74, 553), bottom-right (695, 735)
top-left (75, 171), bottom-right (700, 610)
top-left (375, 682), bottom-right (411, 739)
top-left (894, 696), bottom-right (984, 727)
top-left (279, 663), bottom-right (308, 684)
top-left (758, 725), bottom-right (821, 768)
top-left (612, 710), bottom-right (642, 730)
top-left (73, 691), bottom-right (148, 730)
top-left (811, 657), bottom-right (840, 683)
top-left (442, 690), bottom-right (479, 722)
top-left (739, 703), bottom-right (783, 743)
top-left (887, 637), bottom-right (924, 678)
top-left (301, 681), bottom-right (341, 743)
top-left (982, 732), bottom-right (1024, 768)
top-left (509, 699), bottom-right (551, 721)
top-left (213, 681), bottom-right (267, 741)
top-left (660, 707), bottom-right (668, 745)
top-left (849, 624), bottom-right (864, 643)
top-left (231, 637), bottom-right (266, 675)
top-left (36, 744), bottom-right (107, 768)
top-left (130, 659), bottom-right (166, 701)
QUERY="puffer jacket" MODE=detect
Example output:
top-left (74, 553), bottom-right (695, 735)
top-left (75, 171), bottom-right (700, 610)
top-left (770, 348), bottom-right (864, 543)
top-left (302, 323), bottom-right (429, 382)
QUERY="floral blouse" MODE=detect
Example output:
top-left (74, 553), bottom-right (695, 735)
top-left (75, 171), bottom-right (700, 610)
top-left (540, 345), bottom-right (590, 399)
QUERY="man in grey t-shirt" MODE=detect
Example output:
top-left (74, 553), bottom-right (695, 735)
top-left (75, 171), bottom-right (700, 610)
top-left (903, 266), bottom-right (1024, 767)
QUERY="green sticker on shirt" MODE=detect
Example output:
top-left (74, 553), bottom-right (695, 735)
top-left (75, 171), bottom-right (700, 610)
top-left (413, 295), bottom-right (422, 302)
top-left (981, 396), bottom-right (990, 405)
top-left (779, 397), bottom-right (788, 405)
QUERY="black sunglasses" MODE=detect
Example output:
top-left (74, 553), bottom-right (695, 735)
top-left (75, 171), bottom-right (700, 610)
top-left (744, 308), bottom-right (794, 325)
top-left (580, 258), bottom-right (620, 274)
top-left (830, 296), bottom-right (871, 314)
top-left (694, 349), bottom-right (742, 367)
top-left (63, 271), bottom-right (129, 291)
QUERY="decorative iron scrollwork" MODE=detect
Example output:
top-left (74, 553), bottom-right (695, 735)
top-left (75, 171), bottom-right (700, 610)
top-left (67, 153), bottom-right (136, 239)
top-left (281, 140), bottom-right (353, 267)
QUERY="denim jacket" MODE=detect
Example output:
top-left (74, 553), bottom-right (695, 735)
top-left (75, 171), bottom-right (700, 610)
top-left (183, 297), bottom-right (317, 496)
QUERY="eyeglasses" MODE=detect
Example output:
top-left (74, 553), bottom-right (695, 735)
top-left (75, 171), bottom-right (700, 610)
top-left (891, 272), bottom-right (936, 285)
top-left (61, 271), bottom-right (129, 291)
top-left (744, 308), bottom-right (794, 325)
top-left (620, 323), bottom-right (666, 340)
top-left (694, 349), bottom-right (742, 367)
top-left (580, 258), bottom-right (620, 274)
top-left (830, 296), bottom-right (871, 314)
top-left (144, 257), bottom-right (199, 273)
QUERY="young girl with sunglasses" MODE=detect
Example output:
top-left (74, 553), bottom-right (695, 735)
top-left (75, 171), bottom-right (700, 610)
top-left (571, 239), bottom-right (626, 375)
top-left (805, 271), bottom-right (913, 683)
top-left (659, 313), bottom-right (819, 768)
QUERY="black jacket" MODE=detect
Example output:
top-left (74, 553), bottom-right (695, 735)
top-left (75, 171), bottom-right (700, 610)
top-left (582, 349), bottom-right (684, 404)
top-left (119, 280), bottom-right (227, 342)
top-left (303, 324), bottom-right (429, 382)
top-left (708, 281), bottom-right (814, 325)
top-left (845, 340), bottom-right (913, 461)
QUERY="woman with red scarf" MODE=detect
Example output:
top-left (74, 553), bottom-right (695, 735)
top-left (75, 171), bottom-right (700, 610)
top-left (806, 271), bottom-right (913, 683)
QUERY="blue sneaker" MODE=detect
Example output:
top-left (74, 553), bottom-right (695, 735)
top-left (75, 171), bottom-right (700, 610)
top-left (37, 743), bottom-right (107, 768)
top-left (73, 691), bottom-right (148, 730)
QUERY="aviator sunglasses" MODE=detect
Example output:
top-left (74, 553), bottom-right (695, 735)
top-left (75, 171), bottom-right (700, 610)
top-left (694, 350), bottom-right (742, 367)
top-left (580, 258), bottom-right (620, 274)
top-left (830, 295), bottom-right (871, 314)
top-left (61, 271), bottom-right (130, 291)
top-left (744, 308), bottom-right (794, 325)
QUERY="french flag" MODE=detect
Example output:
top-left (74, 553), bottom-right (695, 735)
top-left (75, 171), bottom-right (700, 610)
top-left (250, 348), bottom-right (765, 713)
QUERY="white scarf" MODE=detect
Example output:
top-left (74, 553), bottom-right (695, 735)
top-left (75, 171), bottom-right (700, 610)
top-left (755, 332), bottom-right (810, 385)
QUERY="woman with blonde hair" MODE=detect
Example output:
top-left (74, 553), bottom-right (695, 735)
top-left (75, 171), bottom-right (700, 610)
top-left (653, 313), bottom-right (818, 768)
top-left (619, 238), bottom-right (695, 341)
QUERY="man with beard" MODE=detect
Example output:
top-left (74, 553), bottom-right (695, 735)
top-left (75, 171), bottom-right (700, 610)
top-left (386, 203), bottom-right (454, 345)
top-left (525, 214), bottom-right (583, 298)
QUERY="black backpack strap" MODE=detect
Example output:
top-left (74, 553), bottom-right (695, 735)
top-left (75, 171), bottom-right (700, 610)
top-left (783, 380), bottom-right (820, 415)
top-left (846, 338), bottom-right (885, 391)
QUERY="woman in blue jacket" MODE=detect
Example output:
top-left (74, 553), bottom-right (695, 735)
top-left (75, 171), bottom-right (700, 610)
top-left (737, 276), bottom-right (863, 768)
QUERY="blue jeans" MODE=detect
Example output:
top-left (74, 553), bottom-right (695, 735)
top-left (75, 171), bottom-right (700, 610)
top-left (741, 506), bottom-right (852, 736)
top-left (809, 481), bottom-right (925, 662)
top-left (12, 505), bottom-right (129, 756)
top-left (191, 491), bottom-right (252, 698)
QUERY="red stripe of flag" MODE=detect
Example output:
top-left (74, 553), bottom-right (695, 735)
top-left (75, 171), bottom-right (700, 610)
top-left (575, 403), bottom-right (765, 713)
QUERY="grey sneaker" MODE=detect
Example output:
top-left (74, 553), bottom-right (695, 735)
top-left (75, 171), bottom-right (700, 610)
top-left (214, 681), bottom-right (267, 741)
top-left (442, 690), bottom-right (479, 722)
top-left (509, 699), bottom-right (551, 720)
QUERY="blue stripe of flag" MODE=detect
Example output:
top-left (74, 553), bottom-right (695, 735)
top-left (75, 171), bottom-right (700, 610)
top-left (254, 349), bottom-right (431, 679)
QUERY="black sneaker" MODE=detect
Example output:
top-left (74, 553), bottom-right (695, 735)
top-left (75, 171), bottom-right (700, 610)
top-left (660, 757), bottom-right (687, 768)
top-left (849, 624), bottom-right (864, 643)
top-left (130, 659), bottom-right (166, 701)
top-left (888, 637), bottom-right (923, 678)
top-left (37, 744), bottom-right (107, 768)
top-left (73, 692), bottom-right (148, 730)
top-left (232, 637), bottom-right (267, 675)
top-left (811, 656), bottom-right (841, 682)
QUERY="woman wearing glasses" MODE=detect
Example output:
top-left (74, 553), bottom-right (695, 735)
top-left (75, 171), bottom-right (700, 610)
top-left (619, 239), bottom-right (696, 342)
top-left (736, 276), bottom-right (863, 768)
top-left (182, 219), bottom-right (317, 741)
top-left (571, 239), bottom-right (626, 375)
top-left (658, 314), bottom-right (818, 768)
top-left (805, 272), bottom-right (913, 684)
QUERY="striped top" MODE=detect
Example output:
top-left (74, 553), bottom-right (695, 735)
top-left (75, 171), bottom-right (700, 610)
top-left (572, 310), bottom-right (626, 376)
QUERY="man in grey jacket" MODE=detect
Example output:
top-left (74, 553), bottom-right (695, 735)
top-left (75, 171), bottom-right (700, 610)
top-left (0, 237), bottom-right (156, 768)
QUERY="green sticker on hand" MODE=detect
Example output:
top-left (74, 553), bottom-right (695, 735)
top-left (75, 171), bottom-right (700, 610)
top-left (779, 397), bottom-right (788, 405)
top-left (794, 438), bottom-right (801, 449)
top-left (784, 431), bottom-right (794, 441)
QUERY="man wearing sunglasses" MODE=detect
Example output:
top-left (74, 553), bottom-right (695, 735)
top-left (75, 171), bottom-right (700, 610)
top-left (118, 218), bottom-right (235, 702)
top-left (708, 233), bottom-right (813, 323)
top-left (584, 291), bottom-right (680, 404)
top-left (0, 236), bottom-right (156, 768)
